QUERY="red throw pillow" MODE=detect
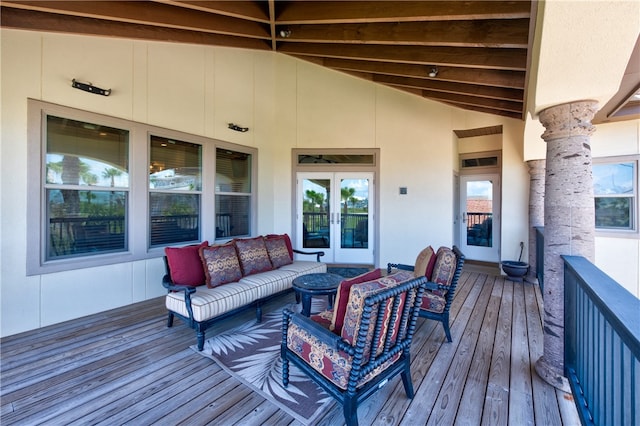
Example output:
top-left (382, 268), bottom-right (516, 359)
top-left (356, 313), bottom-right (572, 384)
top-left (164, 241), bottom-right (209, 286)
top-left (330, 269), bottom-right (383, 332)
top-left (414, 245), bottom-right (437, 280)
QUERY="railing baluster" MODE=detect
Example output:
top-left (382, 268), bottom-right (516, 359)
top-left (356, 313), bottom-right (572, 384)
top-left (563, 255), bottom-right (640, 426)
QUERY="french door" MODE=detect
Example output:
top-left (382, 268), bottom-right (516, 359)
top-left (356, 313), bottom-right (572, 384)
top-left (296, 172), bottom-right (374, 264)
top-left (459, 174), bottom-right (500, 262)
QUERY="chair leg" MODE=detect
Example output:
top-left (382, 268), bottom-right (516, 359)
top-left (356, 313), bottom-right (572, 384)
top-left (343, 396), bottom-right (358, 426)
top-left (442, 313), bottom-right (452, 342)
top-left (196, 326), bottom-right (205, 351)
top-left (401, 360), bottom-right (415, 398)
top-left (166, 312), bottom-right (174, 327)
top-left (282, 352), bottom-right (290, 387)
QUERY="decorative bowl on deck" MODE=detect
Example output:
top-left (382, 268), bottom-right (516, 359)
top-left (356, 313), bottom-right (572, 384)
top-left (501, 260), bottom-right (529, 282)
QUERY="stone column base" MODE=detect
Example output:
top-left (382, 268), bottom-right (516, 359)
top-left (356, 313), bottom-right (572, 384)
top-left (535, 356), bottom-right (571, 393)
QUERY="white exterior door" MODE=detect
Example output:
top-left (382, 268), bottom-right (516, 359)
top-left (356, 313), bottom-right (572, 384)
top-left (296, 172), bottom-right (374, 264)
top-left (459, 174), bottom-right (500, 262)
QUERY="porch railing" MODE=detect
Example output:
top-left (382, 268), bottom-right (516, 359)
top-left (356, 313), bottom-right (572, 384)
top-left (563, 255), bottom-right (640, 426)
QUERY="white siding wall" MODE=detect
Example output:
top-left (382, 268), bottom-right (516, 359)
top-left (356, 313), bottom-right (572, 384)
top-left (3, 28), bottom-right (635, 338)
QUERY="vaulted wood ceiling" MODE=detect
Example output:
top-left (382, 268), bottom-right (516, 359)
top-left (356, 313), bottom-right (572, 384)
top-left (2, 1), bottom-right (536, 119)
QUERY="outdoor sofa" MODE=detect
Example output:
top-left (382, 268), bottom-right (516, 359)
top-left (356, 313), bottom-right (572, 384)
top-left (162, 234), bottom-right (325, 350)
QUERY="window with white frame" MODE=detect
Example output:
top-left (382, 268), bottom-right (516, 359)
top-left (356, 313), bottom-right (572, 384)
top-left (593, 158), bottom-right (638, 231)
top-left (28, 100), bottom-right (257, 275)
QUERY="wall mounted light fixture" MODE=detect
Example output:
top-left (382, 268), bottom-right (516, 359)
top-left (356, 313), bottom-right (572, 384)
top-left (428, 66), bottom-right (438, 78)
top-left (228, 123), bottom-right (249, 132)
top-left (72, 79), bottom-right (111, 96)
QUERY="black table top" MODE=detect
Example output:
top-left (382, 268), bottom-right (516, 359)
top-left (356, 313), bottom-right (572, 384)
top-left (292, 272), bottom-right (343, 291)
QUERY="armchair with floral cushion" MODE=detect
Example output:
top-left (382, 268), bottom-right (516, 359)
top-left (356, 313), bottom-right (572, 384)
top-left (387, 245), bottom-right (465, 342)
top-left (281, 270), bottom-right (427, 426)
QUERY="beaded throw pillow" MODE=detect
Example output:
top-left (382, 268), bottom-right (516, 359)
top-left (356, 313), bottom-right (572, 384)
top-left (199, 243), bottom-right (242, 288)
top-left (234, 237), bottom-right (273, 276)
top-left (264, 236), bottom-right (293, 268)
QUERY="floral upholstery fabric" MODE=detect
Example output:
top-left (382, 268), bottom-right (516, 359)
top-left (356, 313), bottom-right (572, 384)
top-left (330, 269), bottom-right (382, 332)
top-left (430, 247), bottom-right (457, 297)
top-left (340, 271), bottom-right (414, 362)
top-left (199, 243), bottom-right (242, 288)
top-left (310, 309), bottom-right (334, 330)
top-left (264, 236), bottom-right (293, 268)
top-left (287, 322), bottom-right (400, 390)
top-left (420, 291), bottom-right (446, 313)
top-left (234, 237), bottom-right (273, 276)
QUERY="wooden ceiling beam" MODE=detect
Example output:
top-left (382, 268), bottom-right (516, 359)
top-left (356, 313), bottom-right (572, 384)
top-left (275, 1), bottom-right (531, 24)
top-left (276, 19), bottom-right (529, 48)
top-left (321, 58), bottom-right (526, 89)
top-left (421, 89), bottom-right (522, 113)
top-left (443, 102), bottom-right (522, 119)
top-left (0, 7), bottom-right (271, 50)
top-left (158, 0), bottom-right (271, 23)
top-left (279, 43), bottom-right (527, 70)
top-left (2, 1), bottom-right (270, 39)
top-left (374, 74), bottom-right (523, 102)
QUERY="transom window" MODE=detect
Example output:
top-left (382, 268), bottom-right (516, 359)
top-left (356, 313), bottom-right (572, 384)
top-left (28, 100), bottom-right (256, 275)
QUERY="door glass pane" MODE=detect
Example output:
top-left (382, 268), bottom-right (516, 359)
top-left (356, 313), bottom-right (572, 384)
top-left (302, 179), bottom-right (330, 248)
top-left (340, 178), bottom-right (369, 249)
top-left (466, 180), bottom-right (493, 247)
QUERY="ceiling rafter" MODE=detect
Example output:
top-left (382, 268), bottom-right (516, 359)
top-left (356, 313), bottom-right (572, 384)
top-left (0, 0), bottom-right (537, 119)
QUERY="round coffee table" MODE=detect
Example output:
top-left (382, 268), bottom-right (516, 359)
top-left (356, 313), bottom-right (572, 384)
top-left (292, 273), bottom-right (343, 316)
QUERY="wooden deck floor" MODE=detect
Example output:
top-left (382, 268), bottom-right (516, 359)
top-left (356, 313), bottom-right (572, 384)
top-left (1, 269), bottom-right (580, 425)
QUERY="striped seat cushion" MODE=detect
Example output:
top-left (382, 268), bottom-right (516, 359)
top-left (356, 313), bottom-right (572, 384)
top-left (166, 281), bottom-right (264, 322)
top-left (166, 261), bottom-right (326, 322)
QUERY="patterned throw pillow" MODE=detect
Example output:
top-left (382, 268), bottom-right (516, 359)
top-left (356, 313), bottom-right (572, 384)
top-left (199, 243), bottom-right (242, 288)
top-left (265, 233), bottom-right (294, 260)
top-left (414, 245), bottom-right (436, 280)
top-left (234, 237), bottom-right (273, 276)
top-left (329, 269), bottom-right (382, 332)
top-left (264, 236), bottom-right (293, 268)
top-left (164, 241), bottom-right (209, 286)
top-left (431, 247), bottom-right (457, 296)
top-left (340, 270), bottom-right (414, 345)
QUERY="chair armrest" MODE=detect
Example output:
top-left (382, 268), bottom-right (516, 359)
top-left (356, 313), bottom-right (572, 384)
top-left (424, 281), bottom-right (440, 291)
top-left (386, 263), bottom-right (415, 274)
top-left (293, 248), bottom-right (325, 262)
top-left (284, 309), bottom-right (343, 349)
top-left (162, 274), bottom-right (197, 323)
top-left (162, 274), bottom-right (198, 294)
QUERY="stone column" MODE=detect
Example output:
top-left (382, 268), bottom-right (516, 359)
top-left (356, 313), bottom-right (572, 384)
top-left (535, 100), bottom-right (597, 391)
top-left (526, 159), bottom-right (545, 283)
